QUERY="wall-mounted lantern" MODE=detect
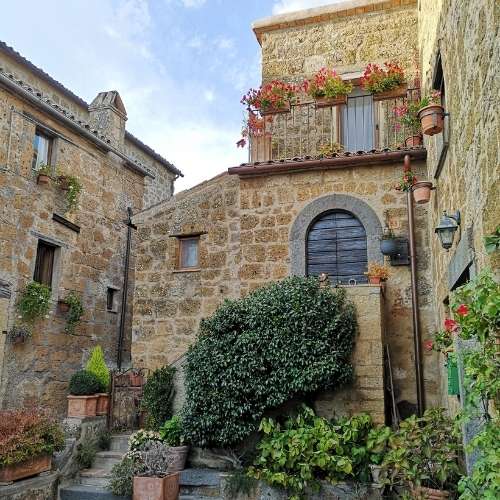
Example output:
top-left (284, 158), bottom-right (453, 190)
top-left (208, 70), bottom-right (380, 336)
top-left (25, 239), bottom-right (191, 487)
top-left (435, 210), bottom-right (461, 250)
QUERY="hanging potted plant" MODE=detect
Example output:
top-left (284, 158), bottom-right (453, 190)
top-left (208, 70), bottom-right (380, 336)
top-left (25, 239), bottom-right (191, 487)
top-left (394, 168), bottom-right (417, 192)
top-left (393, 102), bottom-right (423, 147)
top-left (241, 80), bottom-right (297, 116)
top-left (364, 262), bottom-right (390, 285)
top-left (67, 370), bottom-right (101, 418)
top-left (6, 325), bottom-right (32, 345)
top-left (380, 228), bottom-right (399, 256)
top-left (56, 171), bottom-right (82, 211)
top-left (36, 164), bottom-right (52, 185)
top-left (59, 291), bottom-right (84, 334)
top-left (303, 68), bottom-right (353, 108)
top-left (412, 180), bottom-right (433, 204)
top-left (159, 416), bottom-right (189, 473)
top-left (360, 62), bottom-right (406, 101)
top-left (417, 90), bottom-right (444, 136)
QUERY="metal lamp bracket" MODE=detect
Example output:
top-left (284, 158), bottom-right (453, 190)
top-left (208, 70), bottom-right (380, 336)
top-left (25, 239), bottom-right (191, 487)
top-left (388, 238), bottom-right (410, 266)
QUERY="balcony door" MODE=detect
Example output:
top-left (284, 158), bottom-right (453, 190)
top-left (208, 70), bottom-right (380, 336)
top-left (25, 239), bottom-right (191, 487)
top-left (342, 87), bottom-right (374, 152)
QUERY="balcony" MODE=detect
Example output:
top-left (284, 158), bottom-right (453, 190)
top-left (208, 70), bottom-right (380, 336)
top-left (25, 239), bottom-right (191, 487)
top-left (246, 88), bottom-right (422, 164)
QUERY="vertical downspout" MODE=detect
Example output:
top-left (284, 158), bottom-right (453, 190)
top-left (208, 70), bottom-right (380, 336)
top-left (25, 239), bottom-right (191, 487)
top-left (117, 207), bottom-right (136, 370)
top-left (405, 154), bottom-right (425, 416)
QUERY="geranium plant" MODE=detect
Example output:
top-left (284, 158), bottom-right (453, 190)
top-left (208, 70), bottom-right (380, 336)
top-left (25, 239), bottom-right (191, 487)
top-left (393, 102), bottom-right (421, 135)
top-left (241, 80), bottom-right (297, 114)
top-left (394, 169), bottom-right (417, 191)
top-left (303, 68), bottom-right (353, 100)
top-left (237, 113), bottom-right (270, 148)
top-left (365, 262), bottom-right (390, 281)
top-left (361, 62), bottom-right (405, 94)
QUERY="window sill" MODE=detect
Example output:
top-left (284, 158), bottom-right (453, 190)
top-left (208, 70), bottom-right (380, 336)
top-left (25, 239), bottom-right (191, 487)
top-left (173, 268), bottom-right (201, 273)
top-left (107, 309), bottom-right (118, 314)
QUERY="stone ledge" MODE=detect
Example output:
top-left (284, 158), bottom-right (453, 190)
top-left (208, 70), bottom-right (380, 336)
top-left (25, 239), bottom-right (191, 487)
top-left (0, 472), bottom-right (58, 500)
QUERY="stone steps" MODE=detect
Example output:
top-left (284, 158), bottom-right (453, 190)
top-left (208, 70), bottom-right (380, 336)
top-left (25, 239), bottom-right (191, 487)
top-left (93, 451), bottom-right (124, 471)
top-left (109, 434), bottom-right (131, 453)
top-left (59, 484), bottom-right (129, 500)
top-left (179, 469), bottom-right (222, 499)
top-left (79, 468), bottom-right (112, 487)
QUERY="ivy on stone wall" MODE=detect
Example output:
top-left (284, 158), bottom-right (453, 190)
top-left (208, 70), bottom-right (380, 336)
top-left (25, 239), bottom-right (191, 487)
top-left (182, 277), bottom-right (357, 448)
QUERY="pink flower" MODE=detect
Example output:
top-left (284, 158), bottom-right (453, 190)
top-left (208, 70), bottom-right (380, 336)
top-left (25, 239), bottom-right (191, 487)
top-left (456, 304), bottom-right (469, 317)
top-left (423, 340), bottom-right (434, 352)
top-left (444, 318), bottom-right (458, 333)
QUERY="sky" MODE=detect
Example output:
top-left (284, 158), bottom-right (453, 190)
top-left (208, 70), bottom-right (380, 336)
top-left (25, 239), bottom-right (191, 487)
top-left (2, 0), bottom-right (339, 192)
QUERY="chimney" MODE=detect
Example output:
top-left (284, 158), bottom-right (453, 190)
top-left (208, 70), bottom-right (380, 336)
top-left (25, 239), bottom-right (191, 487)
top-left (88, 91), bottom-right (127, 149)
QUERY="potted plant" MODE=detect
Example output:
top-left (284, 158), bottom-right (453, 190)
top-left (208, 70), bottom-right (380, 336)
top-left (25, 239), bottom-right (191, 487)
top-left (394, 168), bottom-right (417, 192)
top-left (86, 346), bottom-right (111, 416)
top-left (412, 180), bottom-right (433, 204)
top-left (67, 370), bottom-right (102, 418)
top-left (393, 102), bottom-right (423, 146)
top-left (56, 172), bottom-right (82, 211)
top-left (241, 80), bottom-right (297, 115)
top-left (159, 416), bottom-right (189, 472)
top-left (59, 291), bottom-right (84, 333)
top-left (132, 441), bottom-right (179, 500)
top-left (0, 409), bottom-right (64, 483)
top-left (417, 90), bottom-right (444, 135)
top-left (364, 262), bottom-right (390, 284)
top-left (380, 228), bottom-right (399, 256)
top-left (303, 68), bottom-right (353, 107)
top-left (36, 164), bottom-right (52, 185)
top-left (361, 62), bottom-right (406, 101)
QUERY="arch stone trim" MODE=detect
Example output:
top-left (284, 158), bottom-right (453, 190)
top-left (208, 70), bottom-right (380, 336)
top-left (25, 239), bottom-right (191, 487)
top-left (290, 194), bottom-right (383, 276)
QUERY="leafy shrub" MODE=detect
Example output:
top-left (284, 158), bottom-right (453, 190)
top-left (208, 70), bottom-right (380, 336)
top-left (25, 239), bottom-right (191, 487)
top-left (248, 406), bottom-right (377, 498)
top-left (63, 291), bottom-right (84, 334)
top-left (183, 277), bottom-right (356, 447)
top-left (17, 281), bottom-right (51, 323)
top-left (97, 429), bottom-right (111, 451)
top-left (76, 438), bottom-right (97, 468)
top-left (86, 345), bottom-right (110, 392)
top-left (140, 441), bottom-right (173, 477)
top-left (0, 409), bottom-right (65, 466)
top-left (141, 366), bottom-right (175, 431)
top-left (128, 429), bottom-right (162, 451)
top-left (380, 408), bottom-right (462, 493)
top-left (108, 456), bottom-right (137, 496)
top-left (224, 470), bottom-right (258, 498)
top-left (69, 370), bottom-right (102, 395)
top-left (159, 416), bottom-right (184, 446)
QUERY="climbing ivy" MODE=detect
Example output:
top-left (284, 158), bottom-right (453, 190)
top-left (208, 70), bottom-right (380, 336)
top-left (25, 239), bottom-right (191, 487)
top-left (182, 277), bottom-right (357, 448)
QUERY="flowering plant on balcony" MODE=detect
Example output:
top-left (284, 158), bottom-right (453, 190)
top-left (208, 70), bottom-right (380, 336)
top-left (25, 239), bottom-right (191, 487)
top-left (393, 102), bottom-right (421, 134)
top-left (241, 80), bottom-right (297, 114)
top-left (419, 90), bottom-right (441, 108)
top-left (303, 68), bottom-right (353, 100)
top-left (236, 113), bottom-right (271, 148)
top-left (361, 62), bottom-right (405, 94)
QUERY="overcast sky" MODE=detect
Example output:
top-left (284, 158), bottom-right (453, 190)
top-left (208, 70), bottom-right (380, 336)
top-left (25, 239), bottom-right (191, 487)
top-left (2, 0), bottom-right (339, 192)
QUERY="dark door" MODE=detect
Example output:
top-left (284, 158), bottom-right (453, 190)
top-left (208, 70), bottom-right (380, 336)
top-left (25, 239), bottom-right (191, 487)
top-left (306, 210), bottom-right (368, 284)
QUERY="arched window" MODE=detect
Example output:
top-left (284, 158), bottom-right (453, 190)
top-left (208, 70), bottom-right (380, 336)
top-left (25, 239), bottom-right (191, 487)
top-left (306, 210), bottom-right (368, 284)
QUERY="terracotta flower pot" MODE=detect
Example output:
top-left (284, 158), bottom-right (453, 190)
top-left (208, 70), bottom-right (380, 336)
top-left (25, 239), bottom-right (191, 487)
top-left (413, 486), bottom-right (450, 499)
top-left (58, 175), bottom-right (70, 190)
top-left (314, 95), bottom-right (347, 108)
top-left (405, 135), bottom-right (423, 147)
top-left (133, 473), bottom-right (179, 500)
top-left (372, 83), bottom-right (407, 101)
top-left (418, 104), bottom-right (444, 136)
top-left (260, 101), bottom-right (291, 116)
top-left (0, 455), bottom-right (51, 484)
top-left (67, 394), bottom-right (98, 418)
top-left (37, 174), bottom-right (51, 185)
top-left (412, 181), bottom-right (433, 204)
top-left (167, 446), bottom-right (189, 473)
top-left (96, 393), bottom-right (109, 416)
top-left (368, 276), bottom-right (382, 285)
top-left (129, 372), bottom-right (144, 387)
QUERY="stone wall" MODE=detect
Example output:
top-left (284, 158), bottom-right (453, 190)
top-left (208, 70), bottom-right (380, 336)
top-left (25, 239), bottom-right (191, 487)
top-left (418, 0), bottom-right (499, 408)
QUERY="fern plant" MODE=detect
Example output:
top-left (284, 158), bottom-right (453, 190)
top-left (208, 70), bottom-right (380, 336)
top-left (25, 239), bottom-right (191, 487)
top-left (86, 345), bottom-right (110, 392)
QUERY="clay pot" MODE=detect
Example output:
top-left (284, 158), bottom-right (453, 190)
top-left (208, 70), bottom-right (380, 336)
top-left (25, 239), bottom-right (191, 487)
top-left (129, 372), bottom-right (144, 387)
top-left (0, 455), bottom-right (51, 483)
top-left (418, 104), bottom-right (444, 135)
top-left (37, 174), bottom-right (51, 185)
top-left (404, 135), bottom-right (423, 147)
top-left (67, 395), bottom-right (98, 418)
top-left (167, 446), bottom-right (189, 473)
top-left (372, 84), bottom-right (407, 101)
top-left (260, 102), bottom-right (291, 116)
top-left (412, 486), bottom-right (450, 499)
top-left (133, 473), bottom-right (179, 500)
top-left (380, 238), bottom-right (398, 256)
top-left (368, 276), bottom-right (382, 285)
top-left (412, 181), bottom-right (433, 204)
top-left (314, 95), bottom-right (347, 108)
top-left (58, 175), bottom-right (70, 190)
top-left (96, 393), bottom-right (110, 416)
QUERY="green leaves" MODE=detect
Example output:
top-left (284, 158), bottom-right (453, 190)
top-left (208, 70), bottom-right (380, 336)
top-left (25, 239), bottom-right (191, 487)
top-left (182, 277), bottom-right (357, 448)
top-left (17, 281), bottom-right (51, 324)
top-left (64, 291), bottom-right (84, 334)
top-left (141, 366), bottom-right (176, 431)
top-left (85, 345), bottom-right (110, 392)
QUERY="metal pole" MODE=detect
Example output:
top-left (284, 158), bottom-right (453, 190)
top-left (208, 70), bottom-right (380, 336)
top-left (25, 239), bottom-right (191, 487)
top-left (117, 207), bottom-right (135, 370)
top-left (405, 154), bottom-right (425, 416)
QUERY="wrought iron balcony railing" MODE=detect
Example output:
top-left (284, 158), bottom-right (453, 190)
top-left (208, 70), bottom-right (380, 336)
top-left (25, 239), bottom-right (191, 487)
top-left (247, 88), bottom-right (422, 163)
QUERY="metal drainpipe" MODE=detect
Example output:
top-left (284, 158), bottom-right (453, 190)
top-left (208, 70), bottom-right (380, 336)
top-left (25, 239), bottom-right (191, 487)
top-left (405, 154), bottom-right (425, 416)
top-left (117, 207), bottom-right (136, 370)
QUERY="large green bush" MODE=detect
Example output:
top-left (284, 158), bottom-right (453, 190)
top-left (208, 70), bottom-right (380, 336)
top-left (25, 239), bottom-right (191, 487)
top-left (141, 366), bottom-right (176, 430)
top-left (182, 277), bottom-right (357, 447)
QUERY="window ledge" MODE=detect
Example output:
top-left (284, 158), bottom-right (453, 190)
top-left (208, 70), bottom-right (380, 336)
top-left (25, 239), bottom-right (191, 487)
top-left (173, 268), bottom-right (201, 273)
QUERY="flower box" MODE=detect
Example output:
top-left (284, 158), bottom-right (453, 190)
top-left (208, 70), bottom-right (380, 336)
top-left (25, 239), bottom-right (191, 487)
top-left (37, 174), bottom-right (51, 185)
top-left (0, 454), bottom-right (51, 484)
top-left (418, 104), bottom-right (445, 135)
top-left (314, 95), bottom-right (347, 108)
top-left (133, 473), bottom-right (179, 500)
top-left (67, 394), bottom-right (98, 418)
top-left (372, 83), bottom-right (408, 101)
top-left (260, 102), bottom-right (291, 116)
top-left (96, 393), bottom-right (110, 416)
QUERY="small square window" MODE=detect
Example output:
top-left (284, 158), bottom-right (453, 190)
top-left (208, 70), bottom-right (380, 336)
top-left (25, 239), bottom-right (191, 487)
top-left (34, 240), bottom-right (57, 288)
top-left (32, 130), bottom-right (52, 171)
top-left (178, 237), bottom-right (199, 269)
top-left (107, 288), bottom-right (118, 312)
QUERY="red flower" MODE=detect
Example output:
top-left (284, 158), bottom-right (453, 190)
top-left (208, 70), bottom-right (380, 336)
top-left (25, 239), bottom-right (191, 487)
top-left (423, 340), bottom-right (434, 352)
top-left (456, 304), bottom-right (469, 317)
top-left (444, 318), bottom-right (458, 333)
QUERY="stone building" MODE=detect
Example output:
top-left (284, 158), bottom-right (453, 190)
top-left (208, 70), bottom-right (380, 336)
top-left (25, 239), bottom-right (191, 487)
top-left (0, 41), bottom-right (181, 415)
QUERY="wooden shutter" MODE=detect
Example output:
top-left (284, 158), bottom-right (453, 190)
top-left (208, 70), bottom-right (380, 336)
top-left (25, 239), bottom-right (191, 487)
top-left (307, 210), bottom-right (368, 284)
top-left (34, 240), bottom-right (56, 287)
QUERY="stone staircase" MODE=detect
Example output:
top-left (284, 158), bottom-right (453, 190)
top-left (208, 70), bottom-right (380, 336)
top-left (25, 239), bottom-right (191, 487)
top-left (59, 434), bottom-right (131, 500)
top-left (179, 469), bottom-right (223, 499)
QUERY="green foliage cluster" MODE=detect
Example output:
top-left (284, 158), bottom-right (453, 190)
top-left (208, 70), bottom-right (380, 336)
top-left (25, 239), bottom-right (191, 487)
top-left (0, 409), bottom-right (65, 466)
top-left (86, 345), bottom-right (110, 392)
top-left (76, 438), bottom-right (97, 468)
top-left (108, 456), bottom-right (136, 496)
top-left (248, 406), bottom-right (388, 499)
top-left (69, 370), bottom-right (102, 395)
top-left (484, 225), bottom-right (500, 254)
top-left (141, 366), bottom-right (176, 431)
top-left (57, 174), bottom-right (82, 212)
top-left (63, 291), bottom-right (84, 334)
top-left (158, 416), bottom-right (184, 446)
top-left (182, 277), bottom-right (357, 448)
top-left (17, 281), bottom-right (51, 324)
top-left (380, 408), bottom-right (462, 494)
